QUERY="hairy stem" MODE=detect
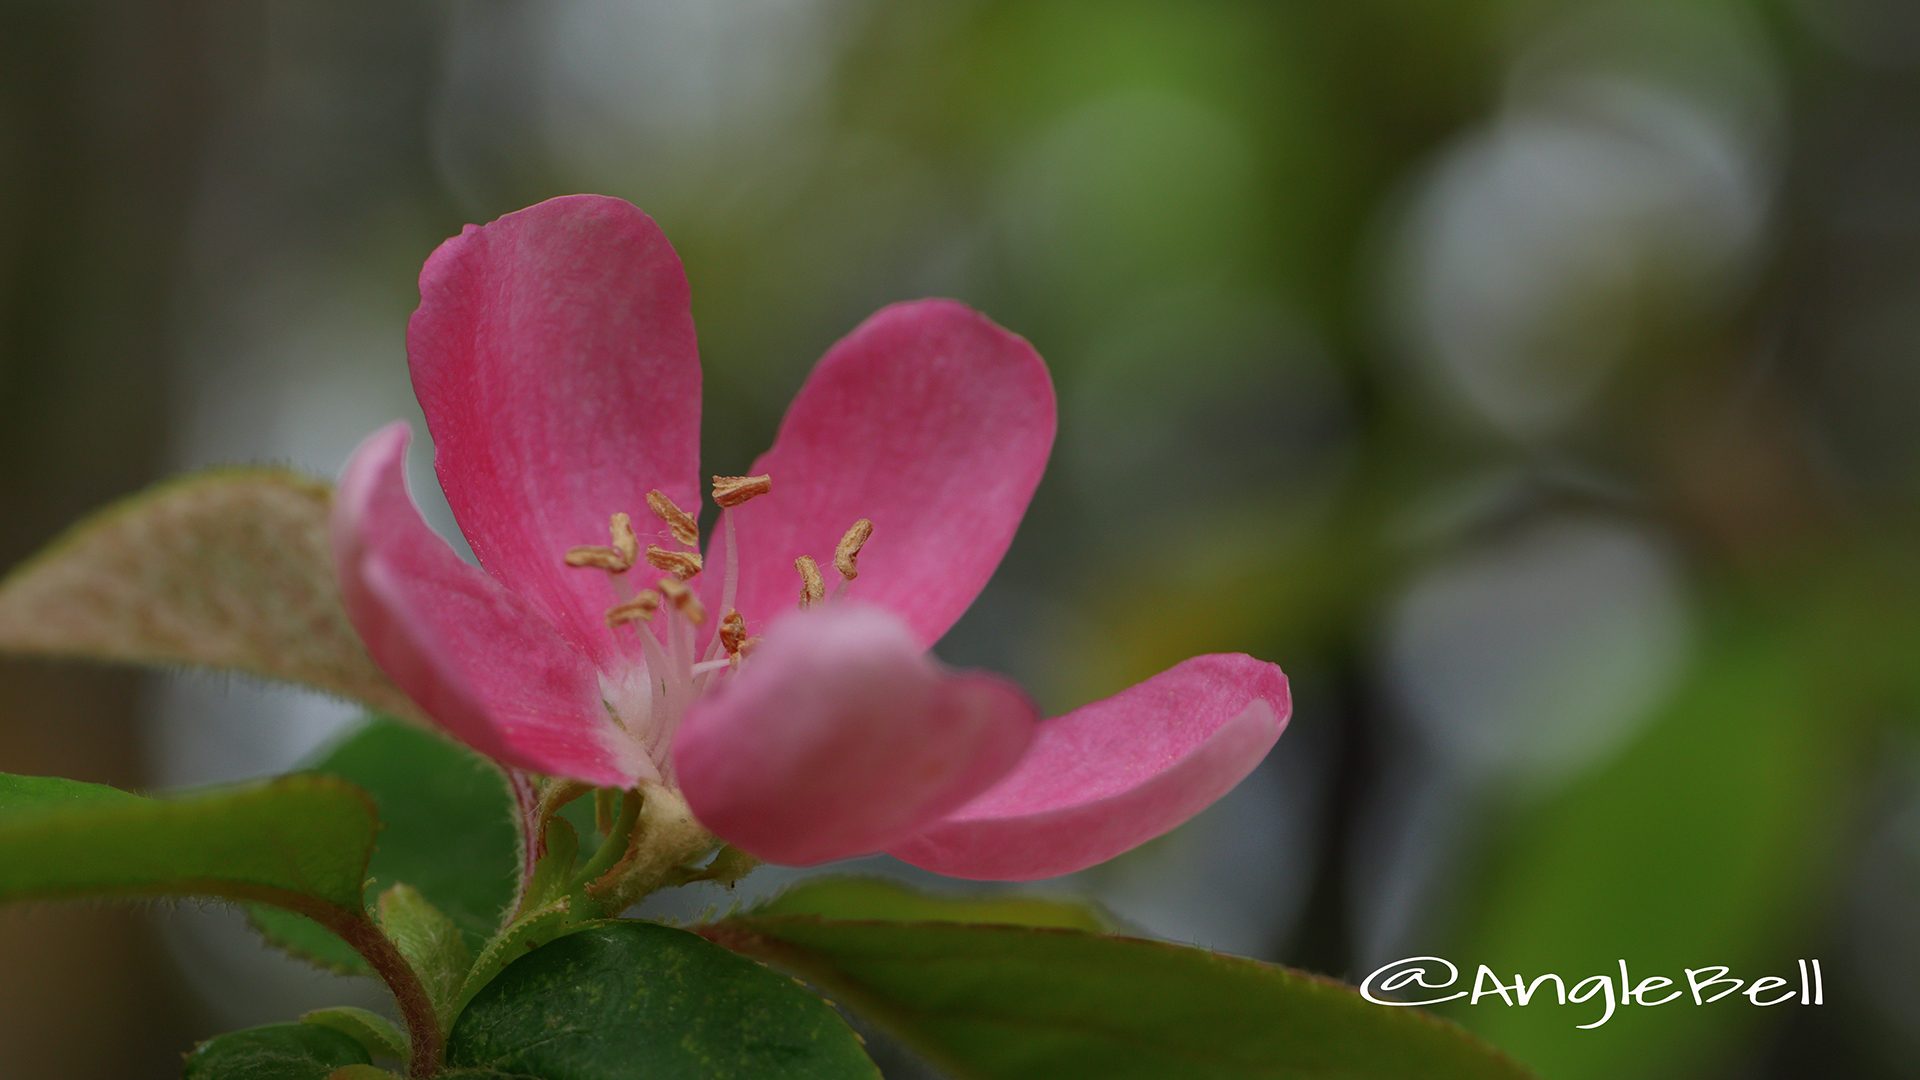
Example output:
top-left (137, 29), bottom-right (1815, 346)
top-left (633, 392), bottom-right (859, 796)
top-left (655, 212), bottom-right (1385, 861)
top-left (311, 904), bottom-right (444, 1076)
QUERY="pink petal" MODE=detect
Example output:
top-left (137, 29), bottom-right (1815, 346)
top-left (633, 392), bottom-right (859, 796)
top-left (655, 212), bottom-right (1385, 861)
top-left (717, 300), bottom-right (1054, 647)
top-left (409, 194), bottom-right (701, 668)
top-left (889, 654), bottom-right (1289, 880)
top-left (332, 423), bottom-right (648, 787)
top-left (672, 604), bottom-right (1036, 866)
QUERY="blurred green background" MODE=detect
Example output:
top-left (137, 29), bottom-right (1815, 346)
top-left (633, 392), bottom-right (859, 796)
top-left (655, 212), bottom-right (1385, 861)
top-left (3, 1), bottom-right (1917, 1076)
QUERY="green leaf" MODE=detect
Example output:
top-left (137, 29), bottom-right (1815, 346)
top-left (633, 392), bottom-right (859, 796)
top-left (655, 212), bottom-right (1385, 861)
top-left (704, 919), bottom-right (1532, 1080)
top-left (0, 773), bottom-right (375, 915)
top-left (749, 876), bottom-right (1115, 931)
top-left (445, 921), bottom-right (879, 1080)
top-left (300, 1007), bottom-right (407, 1062)
top-left (452, 897), bottom-right (578, 1021)
top-left (250, 717), bottom-right (518, 975)
top-left (377, 883), bottom-right (472, 1029)
top-left (183, 1022), bottom-right (371, 1079)
top-left (0, 772), bottom-right (143, 813)
top-left (0, 468), bottom-right (417, 719)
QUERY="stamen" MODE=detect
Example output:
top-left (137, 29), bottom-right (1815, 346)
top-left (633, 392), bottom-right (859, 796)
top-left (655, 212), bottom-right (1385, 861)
top-left (659, 577), bottom-right (707, 625)
top-left (609, 512), bottom-right (639, 567)
top-left (719, 610), bottom-right (748, 656)
top-left (712, 474), bottom-right (772, 508)
top-left (645, 545), bottom-right (703, 580)
top-left (565, 545), bottom-right (630, 572)
top-left (605, 589), bottom-right (662, 627)
top-left (795, 555), bottom-right (826, 608)
top-left (646, 490), bottom-right (699, 547)
top-left (566, 513), bottom-right (639, 573)
top-left (834, 518), bottom-right (873, 582)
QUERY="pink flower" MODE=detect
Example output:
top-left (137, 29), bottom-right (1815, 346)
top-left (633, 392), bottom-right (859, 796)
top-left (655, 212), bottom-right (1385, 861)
top-left (332, 195), bottom-right (1290, 880)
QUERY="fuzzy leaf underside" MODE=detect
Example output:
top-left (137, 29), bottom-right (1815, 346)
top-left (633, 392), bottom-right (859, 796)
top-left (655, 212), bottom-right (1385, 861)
top-left (0, 467), bottom-right (417, 719)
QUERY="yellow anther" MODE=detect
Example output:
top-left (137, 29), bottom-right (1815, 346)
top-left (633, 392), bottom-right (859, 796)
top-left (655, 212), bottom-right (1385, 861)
top-left (645, 545), bottom-right (703, 580)
top-left (645, 490), bottom-right (700, 547)
top-left (712, 474), bottom-right (772, 508)
top-left (795, 555), bottom-right (825, 609)
top-left (833, 518), bottom-right (873, 582)
top-left (719, 610), bottom-right (748, 656)
top-left (566, 513), bottom-right (639, 573)
top-left (609, 512), bottom-right (639, 567)
top-left (605, 589), bottom-right (661, 627)
top-left (565, 546), bottom-right (630, 572)
top-left (658, 577), bottom-right (707, 625)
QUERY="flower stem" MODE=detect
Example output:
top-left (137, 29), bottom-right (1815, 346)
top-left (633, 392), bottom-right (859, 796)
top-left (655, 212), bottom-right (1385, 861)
top-left (311, 904), bottom-right (445, 1076)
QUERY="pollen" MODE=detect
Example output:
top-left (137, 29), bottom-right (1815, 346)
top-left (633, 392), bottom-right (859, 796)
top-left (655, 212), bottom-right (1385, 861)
top-left (645, 490), bottom-right (699, 547)
top-left (609, 512), bottom-right (638, 566)
top-left (712, 474), bottom-right (772, 508)
top-left (566, 513), bottom-right (638, 573)
top-left (719, 610), bottom-right (749, 656)
top-left (659, 577), bottom-right (707, 625)
top-left (645, 545), bottom-right (703, 580)
top-left (605, 589), bottom-right (662, 627)
top-left (795, 555), bottom-right (826, 608)
top-left (833, 518), bottom-right (873, 582)
top-left (565, 546), bottom-right (629, 573)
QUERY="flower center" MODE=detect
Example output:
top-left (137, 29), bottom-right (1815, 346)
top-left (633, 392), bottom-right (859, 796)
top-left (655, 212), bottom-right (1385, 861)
top-left (562, 473), bottom-right (873, 777)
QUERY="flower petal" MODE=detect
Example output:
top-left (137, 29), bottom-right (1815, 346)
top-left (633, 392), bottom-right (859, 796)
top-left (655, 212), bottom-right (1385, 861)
top-left (672, 604), bottom-right (1036, 866)
top-left (718, 300), bottom-right (1054, 647)
top-left (889, 654), bottom-right (1289, 880)
top-left (332, 423), bottom-right (649, 787)
top-left (409, 194), bottom-right (701, 667)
